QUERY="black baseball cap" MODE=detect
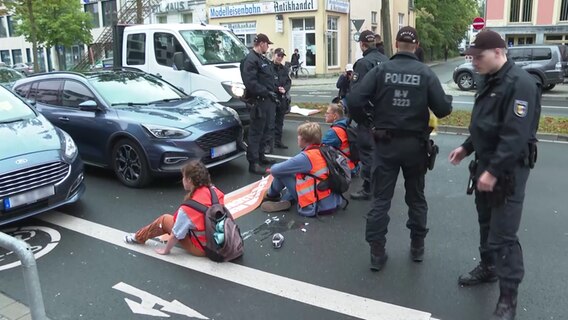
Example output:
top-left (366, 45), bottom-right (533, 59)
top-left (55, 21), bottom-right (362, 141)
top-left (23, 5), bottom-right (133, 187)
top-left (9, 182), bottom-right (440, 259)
top-left (274, 48), bottom-right (286, 56)
top-left (254, 33), bottom-right (273, 44)
top-left (396, 26), bottom-right (418, 43)
top-left (357, 30), bottom-right (375, 43)
top-left (464, 30), bottom-right (506, 55)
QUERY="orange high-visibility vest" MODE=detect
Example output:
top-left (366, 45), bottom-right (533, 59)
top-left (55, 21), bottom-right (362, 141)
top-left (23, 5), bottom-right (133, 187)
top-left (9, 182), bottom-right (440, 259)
top-left (296, 146), bottom-right (332, 208)
top-left (331, 126), bottom-right (356, 170)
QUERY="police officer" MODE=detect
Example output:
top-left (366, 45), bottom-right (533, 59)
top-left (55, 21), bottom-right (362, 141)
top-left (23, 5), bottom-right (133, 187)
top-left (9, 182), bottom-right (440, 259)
top-left (348, 26), bottom-right (452, 271)
top-left (348, 30), bottom-right (388, 201)
top-left (448, 30), bottom-right (541, 320)
top-left (271, 48), bottom-right (292, 150)
top-left (240, 34), bottom-right (279, 175)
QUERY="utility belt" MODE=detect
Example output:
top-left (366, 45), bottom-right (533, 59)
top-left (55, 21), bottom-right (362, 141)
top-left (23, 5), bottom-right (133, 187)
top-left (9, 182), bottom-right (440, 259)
top-left (372, 129), bottom-right (439, 171)
top-left (466, 158), bottom-right (516, 207)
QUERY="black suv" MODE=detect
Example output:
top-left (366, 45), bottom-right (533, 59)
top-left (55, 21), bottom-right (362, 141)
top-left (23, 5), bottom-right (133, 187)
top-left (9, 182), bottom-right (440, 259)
top-left (453, 44), bottom-right (566, 91)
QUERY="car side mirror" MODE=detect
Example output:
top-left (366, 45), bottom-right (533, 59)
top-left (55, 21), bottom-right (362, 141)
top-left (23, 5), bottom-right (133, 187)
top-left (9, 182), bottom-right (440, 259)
top-left (26, 99), bottom-right (36, 106)
top-left (173, 52), bottom-right (191, 71)
top-left (78, 100), bottom-right (99, 111)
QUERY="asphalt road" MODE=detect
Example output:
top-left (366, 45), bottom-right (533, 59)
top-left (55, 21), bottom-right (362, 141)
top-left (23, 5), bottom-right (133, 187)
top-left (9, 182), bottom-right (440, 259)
top-left (1, 121), bottom-right (567, 320)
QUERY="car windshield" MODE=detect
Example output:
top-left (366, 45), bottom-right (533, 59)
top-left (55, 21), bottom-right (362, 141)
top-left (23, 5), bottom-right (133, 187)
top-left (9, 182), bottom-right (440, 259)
top-left (0, 68), bottom-right (24, 83)
top-left (180, 29), bottom-right (249, 65)
top-left (87, 72), bottom-right (185, 105)
top-left (0, 86), bottom-right (36, 123)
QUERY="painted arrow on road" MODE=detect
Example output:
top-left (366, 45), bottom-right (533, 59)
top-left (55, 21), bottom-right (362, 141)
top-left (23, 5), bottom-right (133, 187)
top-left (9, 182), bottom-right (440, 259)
top-left (113, 282), bottom-right (208, 319)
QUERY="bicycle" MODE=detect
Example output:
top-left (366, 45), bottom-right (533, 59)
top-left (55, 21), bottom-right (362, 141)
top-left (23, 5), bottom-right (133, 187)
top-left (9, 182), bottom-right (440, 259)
top-left (288, 61), bottom-right (309, 80)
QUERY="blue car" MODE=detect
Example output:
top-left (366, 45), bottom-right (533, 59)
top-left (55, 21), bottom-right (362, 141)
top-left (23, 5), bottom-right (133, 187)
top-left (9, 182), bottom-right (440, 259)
top-left (0, 85), bottom-right (85, 226)
top-left (13, 70), bottom-right (246, 188)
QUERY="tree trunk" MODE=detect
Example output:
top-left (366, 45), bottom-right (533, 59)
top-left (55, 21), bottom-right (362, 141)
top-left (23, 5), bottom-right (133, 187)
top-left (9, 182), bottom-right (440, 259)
top-left (136, 0), bottom-right (143, 24)
top-left (381, 0), bottom-right (393, 57)
top-left (26, 0), bottom-right (39, 72)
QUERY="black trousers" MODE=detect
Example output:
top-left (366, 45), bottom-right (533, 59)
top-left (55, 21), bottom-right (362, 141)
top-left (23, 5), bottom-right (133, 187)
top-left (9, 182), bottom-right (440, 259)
top-left (356, 124), bottom-right (374, 187)
top-left (475, 164), bottom-right (529, 291)
top-left (246, 99), bottom-right (276, 164)
top-left (274, 99), bottom-right (289, 144)
top-left (365, 136), bottom-right (428, 246)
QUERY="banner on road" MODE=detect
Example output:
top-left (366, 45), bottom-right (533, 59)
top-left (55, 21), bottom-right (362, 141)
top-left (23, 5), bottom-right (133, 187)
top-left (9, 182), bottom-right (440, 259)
top-left (225, 175), bottom-right (274, 219)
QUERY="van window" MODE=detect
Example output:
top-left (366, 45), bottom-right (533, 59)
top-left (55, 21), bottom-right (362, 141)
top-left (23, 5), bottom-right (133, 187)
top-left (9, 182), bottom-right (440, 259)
top-left (508, 48), bottom-right (530, 62)
top-left (180, 29), bottom-right (249, 65)
top-left (153, 33), bottom-right (184, 67)
top-left (126, 33), bottom-right (146, 65)
top-left (531, 48), bottom-right (552, 61)
top-left (62, 81), bottom-right (96, 107)
top-left (36, 80), bottom-right (63, 105)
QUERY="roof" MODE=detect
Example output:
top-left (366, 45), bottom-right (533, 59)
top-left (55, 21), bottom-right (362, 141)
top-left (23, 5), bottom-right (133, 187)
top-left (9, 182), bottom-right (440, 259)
top-left (124, 23), bottom-right (230, 32)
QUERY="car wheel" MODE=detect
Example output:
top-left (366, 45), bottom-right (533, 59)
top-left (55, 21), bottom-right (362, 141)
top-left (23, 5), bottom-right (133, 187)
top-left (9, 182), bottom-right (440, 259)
top-left (457, 72), bottom-right (474, 91)
top-left (112, 139), bottom-right (152, 188)
top-left (543, 83), bottom-right (556, 91)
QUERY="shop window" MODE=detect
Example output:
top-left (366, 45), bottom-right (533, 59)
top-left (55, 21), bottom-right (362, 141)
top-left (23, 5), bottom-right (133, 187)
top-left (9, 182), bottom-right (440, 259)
top-left (182, 13), bottom-right (193, 23)
top-left (510, 0), bottom-right (532, 22)
top-left (85, 3), bottom-right (100, 28)
top-left (291, 18), bottom-right (316, 67)
top-left (157, 16), bottom-right (167, 24)
top-left (102, 0), bottom-right (117, 27)
top-left (327, 16), bottom-right (338, 67)
top-left (561, 0), bottom-right (568, 21)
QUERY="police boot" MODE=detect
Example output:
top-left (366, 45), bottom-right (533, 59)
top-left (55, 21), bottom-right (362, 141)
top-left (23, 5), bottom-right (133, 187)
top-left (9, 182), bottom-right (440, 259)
top-left (249, 163), bottom-right (266, 175)
top-left (275, 141), bottom-right (289, 149)
top-left (350, 181), bottom-right (371, 200)
top-left (458, 262), bottom-right (498, 286)
top-left (369, 243), bottom-right (388, 272)
top-left (410, 238), bottom-right (425, 262)
top-left (259, 156), bottom-right (277, 165)
top-left (491, 288), bottom-right (517, 320)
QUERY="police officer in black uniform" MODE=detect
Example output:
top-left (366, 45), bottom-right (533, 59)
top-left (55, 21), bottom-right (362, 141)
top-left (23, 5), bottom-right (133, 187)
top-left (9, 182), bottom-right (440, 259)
top-left (348, 26), bottom-right (452, 271)
top-left (448, 30), bottom-right (541, 320)
top-left (240, 34), bottom-right (279, 175)
top-left (271, 48), bottom-right (292, 150)
top-left (348, 30), bottom-right (388, 200)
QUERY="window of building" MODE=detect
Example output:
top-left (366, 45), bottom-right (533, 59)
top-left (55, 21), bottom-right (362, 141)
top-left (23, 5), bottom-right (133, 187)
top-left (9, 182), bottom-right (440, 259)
top-left (102, 0), bottom-right (117, 27)
top-left (398, 13), bottom-right (405, 30)
top-left (509, 0), bottom-right (533, 22)
top-left (0, 50), bottom-right (11, 66)
top-left (0, 17), bottom-right (7, 38)
top-left (12, 49), bottom-right (22, 65)
top-left (6, 16), bottom-right (16, 37)
top-left (371, 11), bottom-right (378, 25)
top-left (36, 80), bottom-right (63, 105)
top-left (561, 0), bottom-right (568, 21)
top-left (26, 48), bottom-right (31, 63)
top-left (62, 81), bottom-right (96, 107)
top-left (157, 15), bottom-right (167, 24)
top-left (85, 3), bottom-right (100, 28)
top-left (182, 13), bottom-right (193, 23)
top-left (126, 33), bottom-right (146, 65)
top-left (291, 18), bottom-right (316, 67)
top-left (327, 16), bottom-right (338, 67)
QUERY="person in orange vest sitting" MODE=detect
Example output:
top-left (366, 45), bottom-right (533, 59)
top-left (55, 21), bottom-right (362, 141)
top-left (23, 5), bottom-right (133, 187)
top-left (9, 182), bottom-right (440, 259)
top-left (322, 103), bottom-right (358, 174)
top-left (261, 122), bottom-right (344, 217)
top-left (123, 160), bottom-right (224, 256)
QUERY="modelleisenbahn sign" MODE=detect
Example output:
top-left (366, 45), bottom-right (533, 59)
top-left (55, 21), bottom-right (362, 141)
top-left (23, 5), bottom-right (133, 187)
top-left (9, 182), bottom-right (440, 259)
top-left (209, 0), bottom-right (318, 19)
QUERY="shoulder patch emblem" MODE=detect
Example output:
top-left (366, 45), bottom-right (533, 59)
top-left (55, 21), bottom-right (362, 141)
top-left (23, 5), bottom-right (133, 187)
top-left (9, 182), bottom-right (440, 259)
top-left (513, 100), bottom-right (528, 118)
top-left (352, 73), bottom-right (359, 82)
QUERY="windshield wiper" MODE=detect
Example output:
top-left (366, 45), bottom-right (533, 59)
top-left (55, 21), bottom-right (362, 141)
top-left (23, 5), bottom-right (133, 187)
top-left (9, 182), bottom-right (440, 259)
top-left (110, 102), bottom-right (150, 106)
top-left (0, 118), bottom-right (26, 124)
top-left (148, 97), bottom-right (192, 104)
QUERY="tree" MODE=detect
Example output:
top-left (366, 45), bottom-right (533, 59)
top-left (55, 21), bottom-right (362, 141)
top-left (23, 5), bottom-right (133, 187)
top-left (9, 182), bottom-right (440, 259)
top-left (381, 0), bottom-right (393, 57)
top-left (0, 0), bottom-right (92, 71)
top-left (415, 0), bottom-right (479, 61)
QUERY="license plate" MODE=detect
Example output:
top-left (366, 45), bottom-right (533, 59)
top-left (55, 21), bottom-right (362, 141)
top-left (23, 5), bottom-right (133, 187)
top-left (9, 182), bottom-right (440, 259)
top-left (211, 141), bottom-right (237, 159)
top-left (3, 185), bottom-right (55, 210)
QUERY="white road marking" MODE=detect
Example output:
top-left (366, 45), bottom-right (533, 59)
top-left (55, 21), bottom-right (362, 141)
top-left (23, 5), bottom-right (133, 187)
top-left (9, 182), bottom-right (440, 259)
top-left (40, 212), bottom-right (433, 320)
top-left (0, 226), bottom-right (61, 271)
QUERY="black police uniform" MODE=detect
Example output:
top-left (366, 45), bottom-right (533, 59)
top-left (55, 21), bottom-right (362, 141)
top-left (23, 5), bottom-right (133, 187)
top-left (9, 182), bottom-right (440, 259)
top-left (459, 59), bottom-right (541, 305)
top-left (349, 47), bottom-right (388, 197)
top-left (348, 51), bottom-right (452, 263)
top-left (240, 50), bottom-right (278, 170)
top-left (271, 62), bottom-right (291, 148)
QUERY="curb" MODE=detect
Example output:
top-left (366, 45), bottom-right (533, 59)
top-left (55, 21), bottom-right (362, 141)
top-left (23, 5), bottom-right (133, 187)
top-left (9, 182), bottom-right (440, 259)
top-left (284, 115), bottom-right (568, 142)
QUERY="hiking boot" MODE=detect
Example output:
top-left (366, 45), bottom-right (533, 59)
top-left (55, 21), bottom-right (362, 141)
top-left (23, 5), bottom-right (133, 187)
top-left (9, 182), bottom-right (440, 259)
top-left (261, 200), bottom-right (292, 213)
top-left (370, 244), bottom-right (388, 272)
top-left (124, 234), bottom-right (141, 244)
top-left (249, 163), bottom-right (266, 175)
top-left (275, 141), bottom-right (289, 149)
top-left (458, 262), bottom-right (498, 286)
top-left (350, 189), bottom-right (370, 200)
top-left (410, 238), bottom-right (425, 262)
top-left (491, 291), bottom-right (517, 320)
top-left (259, 157), bottom-right (277, 165)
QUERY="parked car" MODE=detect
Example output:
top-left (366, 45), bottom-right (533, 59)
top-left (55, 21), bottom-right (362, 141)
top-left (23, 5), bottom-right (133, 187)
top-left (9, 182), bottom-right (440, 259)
top-left (453, 44), bottom-right (566, 91)
top-left (12, 62), bottom-right (34, 75)
top-left (13, 70), bottom-right (246, 188)
top-left (0, 66), bottom-right (25, 89)
top-left (0, 85), bottom-right (85, 226)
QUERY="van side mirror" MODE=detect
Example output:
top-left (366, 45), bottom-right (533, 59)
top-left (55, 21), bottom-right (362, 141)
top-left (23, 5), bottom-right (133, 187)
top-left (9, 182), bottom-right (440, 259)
top-left (173, 52), bottom-right (191, 71)
top-left (26, 99), bottom-right (36, 106)
top-left (78, 100), bottom-right (99, 111)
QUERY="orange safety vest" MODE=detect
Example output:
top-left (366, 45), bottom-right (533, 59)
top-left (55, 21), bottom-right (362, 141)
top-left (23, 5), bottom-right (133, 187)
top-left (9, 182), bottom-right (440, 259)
top-left (296, 145), bottom-right (332, 208)
top-left (331, 126), bottom-right (356, 170)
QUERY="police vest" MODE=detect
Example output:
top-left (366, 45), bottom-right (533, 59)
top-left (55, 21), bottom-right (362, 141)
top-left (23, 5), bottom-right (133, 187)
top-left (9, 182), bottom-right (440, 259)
top-left (330, 126), bottom-right (356, 170)
top-left (296, 147), bottom-right (332, 208)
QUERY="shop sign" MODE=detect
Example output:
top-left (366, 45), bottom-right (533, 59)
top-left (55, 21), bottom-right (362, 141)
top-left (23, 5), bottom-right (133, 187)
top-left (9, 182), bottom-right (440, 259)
top-left (326, 0), bottom-right (349, 13)
top-left (153, 0), bottom-right (205, 13)
top-left (220, 22), bottom-right (257, 34)
top-left (209, 2), bottom-right (274, 19)
top-left (273, 0), bottom-right (317, 13)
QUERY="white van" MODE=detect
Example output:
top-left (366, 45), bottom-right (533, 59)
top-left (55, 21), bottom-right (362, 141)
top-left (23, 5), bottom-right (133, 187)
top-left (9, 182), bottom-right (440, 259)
top-left (115, 24), bottom-right (250, 124)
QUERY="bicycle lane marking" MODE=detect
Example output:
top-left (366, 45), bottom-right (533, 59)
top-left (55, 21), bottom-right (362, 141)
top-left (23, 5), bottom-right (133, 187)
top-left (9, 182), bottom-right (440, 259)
top-left (39, 212), bottom-right (433, 320)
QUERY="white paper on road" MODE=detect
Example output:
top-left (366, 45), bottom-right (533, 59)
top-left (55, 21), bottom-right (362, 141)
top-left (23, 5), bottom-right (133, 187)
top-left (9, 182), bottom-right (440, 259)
top-left (289, 105), bottom-right (321, 116)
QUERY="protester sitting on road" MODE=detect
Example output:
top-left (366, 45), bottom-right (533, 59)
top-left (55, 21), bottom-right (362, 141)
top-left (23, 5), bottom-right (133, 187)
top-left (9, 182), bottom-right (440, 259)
top-left (123, 160), bottom-right (224, 256)
top-left (261, 122), bottom-right (344, 216)
top-left (322, 103), bottom-right (358, 174)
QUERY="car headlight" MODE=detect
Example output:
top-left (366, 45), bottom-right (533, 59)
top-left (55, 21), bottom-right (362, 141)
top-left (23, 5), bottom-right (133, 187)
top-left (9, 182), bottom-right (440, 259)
top-left (221, 81), bottom-right (245, 98)
top-left (142, 124), bottom-right (191, 139)
top-left (61, 130), bottom-right (78, 161)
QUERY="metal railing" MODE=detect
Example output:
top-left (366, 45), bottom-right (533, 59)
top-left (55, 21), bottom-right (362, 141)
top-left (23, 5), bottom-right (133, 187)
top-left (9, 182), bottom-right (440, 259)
top-left (0, 232), bottom-right (47, 320)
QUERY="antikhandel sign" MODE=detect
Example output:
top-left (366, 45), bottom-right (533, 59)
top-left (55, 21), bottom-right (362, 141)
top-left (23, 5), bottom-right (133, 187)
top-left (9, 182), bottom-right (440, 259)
top-left (209, 0), bottom-right (317, 19)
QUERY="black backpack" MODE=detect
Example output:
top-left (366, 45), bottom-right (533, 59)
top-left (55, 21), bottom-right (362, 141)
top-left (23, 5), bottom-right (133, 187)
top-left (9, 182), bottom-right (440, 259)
top-left (185, 187), bottom-right (244, 262)
top-left (307, 145), bottom-right (352, 208)
top-left (331, 120), bottom-right (360, 163)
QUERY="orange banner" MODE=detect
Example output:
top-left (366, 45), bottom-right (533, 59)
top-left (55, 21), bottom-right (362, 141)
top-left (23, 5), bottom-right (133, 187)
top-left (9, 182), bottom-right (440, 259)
top-left (225, 175), bottom-right (274, 219)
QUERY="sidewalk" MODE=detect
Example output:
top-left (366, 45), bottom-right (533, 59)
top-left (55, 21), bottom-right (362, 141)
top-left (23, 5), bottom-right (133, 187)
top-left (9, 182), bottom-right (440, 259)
top-left (0, 292), bottom-right (34, 320)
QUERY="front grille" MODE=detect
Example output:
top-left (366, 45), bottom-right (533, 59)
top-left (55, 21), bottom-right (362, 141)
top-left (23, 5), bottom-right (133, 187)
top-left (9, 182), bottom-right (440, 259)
top-left (195, 127), bottom-right (240, 164)
top-left (0, 162), bottom-right (70, 198)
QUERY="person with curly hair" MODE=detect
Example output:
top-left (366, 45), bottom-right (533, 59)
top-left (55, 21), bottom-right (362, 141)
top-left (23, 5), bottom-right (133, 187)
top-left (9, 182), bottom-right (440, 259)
top-left (123, 160), bottom-right (224, 256)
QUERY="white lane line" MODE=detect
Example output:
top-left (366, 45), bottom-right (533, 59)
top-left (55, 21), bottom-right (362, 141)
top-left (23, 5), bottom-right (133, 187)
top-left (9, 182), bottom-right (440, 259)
top-left (39, 212), bottom-right (433, 320)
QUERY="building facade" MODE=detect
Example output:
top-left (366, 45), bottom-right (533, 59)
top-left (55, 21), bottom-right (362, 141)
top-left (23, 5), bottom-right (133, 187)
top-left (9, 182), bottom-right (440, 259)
top-left (486, 0), bottom-right (568, 45)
